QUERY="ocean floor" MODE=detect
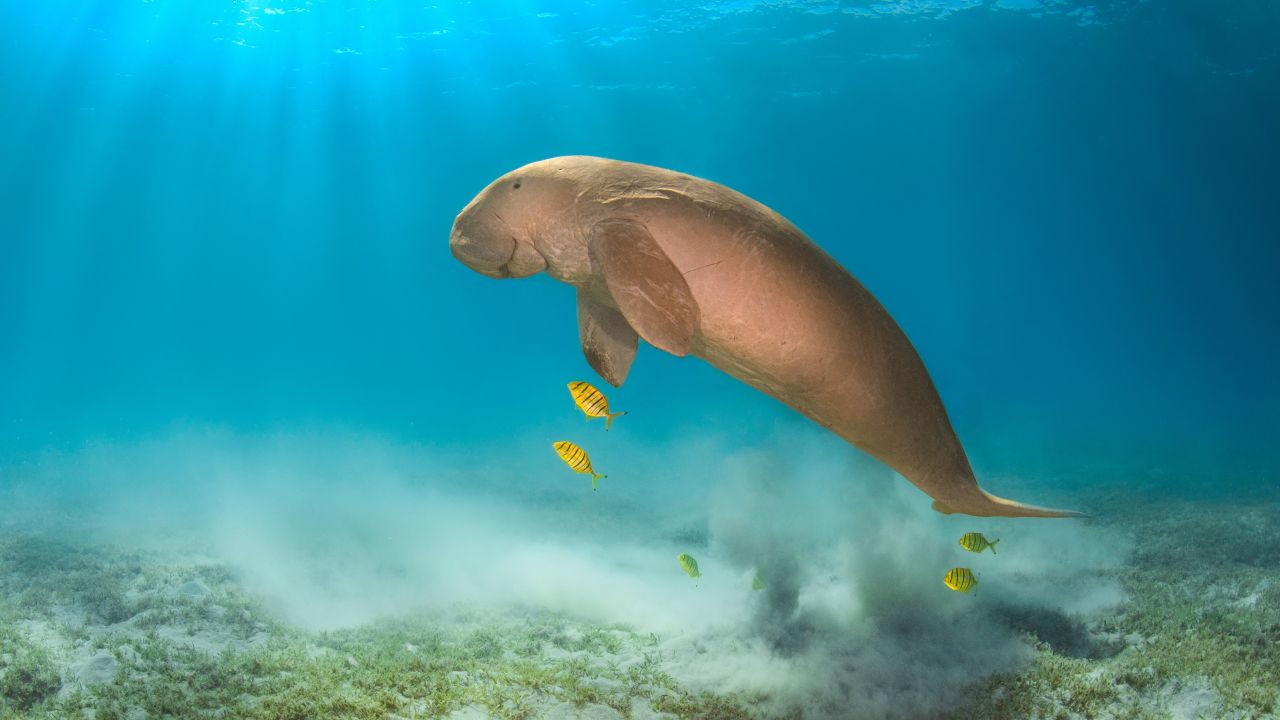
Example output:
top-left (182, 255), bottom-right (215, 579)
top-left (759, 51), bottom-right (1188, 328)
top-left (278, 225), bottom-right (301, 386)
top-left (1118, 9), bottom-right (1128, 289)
top-left (1, 484), bottom-right (1277, 720)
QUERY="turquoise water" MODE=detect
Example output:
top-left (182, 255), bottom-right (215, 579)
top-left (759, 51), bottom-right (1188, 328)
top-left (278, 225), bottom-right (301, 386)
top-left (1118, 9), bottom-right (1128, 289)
top-left (1, 2), bottom-right (1278, 718)
top-left (3, 0), bottom-right (1277, 469)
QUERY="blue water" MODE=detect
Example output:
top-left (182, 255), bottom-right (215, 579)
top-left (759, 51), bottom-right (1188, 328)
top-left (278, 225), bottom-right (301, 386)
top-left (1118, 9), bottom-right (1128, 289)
top-left (2, 5), bottom-right (1280, 718)
top-left (2, 0), bottom-right (1278, 481)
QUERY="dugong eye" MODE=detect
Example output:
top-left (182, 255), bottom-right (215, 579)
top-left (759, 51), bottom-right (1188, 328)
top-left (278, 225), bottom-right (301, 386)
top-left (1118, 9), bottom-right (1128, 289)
top-left (513, 181), bottom-right (522, 189)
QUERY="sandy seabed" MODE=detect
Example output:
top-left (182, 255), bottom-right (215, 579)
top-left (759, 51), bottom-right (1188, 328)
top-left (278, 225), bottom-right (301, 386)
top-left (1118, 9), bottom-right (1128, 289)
top-left (1, 479), bottom-right (1277, 720)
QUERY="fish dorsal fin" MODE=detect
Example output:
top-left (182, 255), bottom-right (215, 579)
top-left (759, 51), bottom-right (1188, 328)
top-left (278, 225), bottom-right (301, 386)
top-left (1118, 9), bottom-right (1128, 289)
top-left (589, 218), bottom-right (699, 357)
top-left (577, 289), bottom-right (639, 387)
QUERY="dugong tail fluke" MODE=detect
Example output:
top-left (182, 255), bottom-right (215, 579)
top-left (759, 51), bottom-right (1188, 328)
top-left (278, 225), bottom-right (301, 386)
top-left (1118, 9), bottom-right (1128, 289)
top-left (932, 492), bottom-right (1087, 519)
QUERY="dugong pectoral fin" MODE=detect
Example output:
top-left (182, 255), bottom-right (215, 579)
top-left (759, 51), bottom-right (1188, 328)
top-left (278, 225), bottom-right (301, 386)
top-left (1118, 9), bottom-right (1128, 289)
top-left (589, 218), bottom-right (700, 357)
top-left (577, 289), bottom-right (639, 387)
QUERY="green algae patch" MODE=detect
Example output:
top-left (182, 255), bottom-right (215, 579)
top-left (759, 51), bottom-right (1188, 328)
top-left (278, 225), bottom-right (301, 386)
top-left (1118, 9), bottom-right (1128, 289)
top-left (0, 625), bottom-right (62, 712)
top-left (0, 528), bottom-right (753, 719)
top-left (67, 615), bottom-right (755, 720)
top-left (950, 494), bottom-right (1280, 720)
top-left (4, 488), bottom-right (1280, 719)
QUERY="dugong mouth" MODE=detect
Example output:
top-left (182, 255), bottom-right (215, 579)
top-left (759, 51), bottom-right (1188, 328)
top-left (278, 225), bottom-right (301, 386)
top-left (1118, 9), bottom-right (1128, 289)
top-left (451, 233), bottom-right (511, 278)
top-left (449, 230), bottom-right (546, 279)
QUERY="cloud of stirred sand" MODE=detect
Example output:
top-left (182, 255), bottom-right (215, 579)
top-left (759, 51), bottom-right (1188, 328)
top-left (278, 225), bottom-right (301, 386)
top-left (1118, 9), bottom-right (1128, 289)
top-left (0, 425), bottom-right (1131, 719)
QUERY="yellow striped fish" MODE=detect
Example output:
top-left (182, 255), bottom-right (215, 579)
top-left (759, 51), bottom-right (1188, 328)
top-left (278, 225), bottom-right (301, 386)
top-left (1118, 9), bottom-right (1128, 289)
top-left (943, 567), bottom-right (978, 594)
top-left (567, 381), bottom-right (626, 431)
top-left (958, 532), bottom-right (1000, 555)
top-left (552, 440), bottom-right (606, 490)
top-left (678, 553), bottom-right (701, 584)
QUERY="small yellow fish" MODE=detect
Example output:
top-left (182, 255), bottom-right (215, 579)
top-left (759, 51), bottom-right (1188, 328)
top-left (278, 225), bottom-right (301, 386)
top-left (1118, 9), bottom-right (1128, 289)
top-left (943, 567), bottom-right (978, 594)
top-left (677, 553), bottom-right (701, 584)
top-left (552, 440), bottom-right (606, 490)
top-left (751, 573), bottom-right (765, 591)
top-left (958, 532), bottom-right (1000, 555)
top-left (567, 381), bottom-right (627, 430)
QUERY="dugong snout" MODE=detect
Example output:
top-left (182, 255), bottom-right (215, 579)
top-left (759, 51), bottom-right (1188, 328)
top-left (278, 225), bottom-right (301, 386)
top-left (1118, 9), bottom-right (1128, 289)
top-left (450, 212), bottom-right (547, 279)
top-left (450, 230), bottom-right (516, 278)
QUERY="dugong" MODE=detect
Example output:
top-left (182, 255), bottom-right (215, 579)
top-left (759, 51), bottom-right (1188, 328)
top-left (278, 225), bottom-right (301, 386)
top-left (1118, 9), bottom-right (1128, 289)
top-left (449, 156), bottom-right (1081, 519)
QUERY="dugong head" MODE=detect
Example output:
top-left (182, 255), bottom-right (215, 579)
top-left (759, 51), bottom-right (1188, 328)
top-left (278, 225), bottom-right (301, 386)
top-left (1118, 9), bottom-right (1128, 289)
top-left (450, 160), bottom-right (581, 279)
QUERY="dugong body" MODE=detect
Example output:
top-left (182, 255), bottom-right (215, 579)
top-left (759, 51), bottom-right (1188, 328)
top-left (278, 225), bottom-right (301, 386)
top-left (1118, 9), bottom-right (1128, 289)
top-left (450, 156), bottom-right (1080, 519)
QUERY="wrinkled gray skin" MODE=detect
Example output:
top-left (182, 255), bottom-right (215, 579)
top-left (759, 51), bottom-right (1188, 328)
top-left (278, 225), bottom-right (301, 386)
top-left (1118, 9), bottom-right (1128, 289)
top-left (450, 156), bottom-right (1081, 518)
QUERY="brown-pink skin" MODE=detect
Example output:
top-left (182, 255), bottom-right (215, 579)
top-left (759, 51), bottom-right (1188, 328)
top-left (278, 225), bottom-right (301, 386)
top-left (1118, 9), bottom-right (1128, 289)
top-left (450, 156), bottom-right (1081, 518)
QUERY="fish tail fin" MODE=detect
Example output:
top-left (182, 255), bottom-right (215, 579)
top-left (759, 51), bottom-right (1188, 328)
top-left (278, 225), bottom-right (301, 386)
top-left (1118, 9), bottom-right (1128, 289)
top-left (989, 539), bottom-right (999, 554)
top-left (591, 473), bottom-right (605, 490)
top-left (605, 411), bottom-right (626, 431)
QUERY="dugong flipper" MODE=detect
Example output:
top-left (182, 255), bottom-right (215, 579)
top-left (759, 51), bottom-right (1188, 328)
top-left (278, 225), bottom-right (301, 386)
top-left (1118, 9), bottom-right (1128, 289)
top-left (449, 156), bottom-right (1083, 519)
top-left (576, 289), bottom-right (638, 387)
